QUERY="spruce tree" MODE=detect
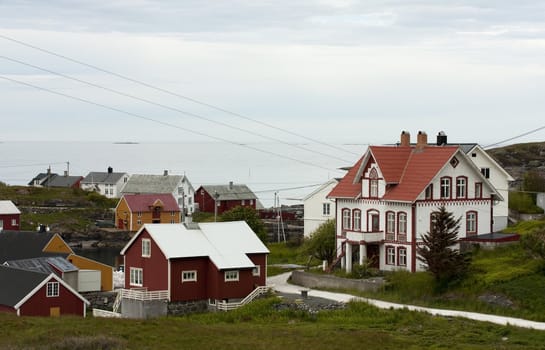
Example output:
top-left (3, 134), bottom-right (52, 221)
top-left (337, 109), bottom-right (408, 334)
top-left (417, 206), bottom-right (470, 287)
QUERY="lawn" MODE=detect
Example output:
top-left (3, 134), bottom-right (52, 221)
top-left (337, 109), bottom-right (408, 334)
top-left (2, 298), bottom-right (545, 349)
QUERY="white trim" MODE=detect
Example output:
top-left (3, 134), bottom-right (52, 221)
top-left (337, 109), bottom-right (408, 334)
top-left (142, 238), bottom-right (151, 257)
top-left (14, 273), bottom-right (90, 310)
top-left (252, 265), bottom-right (260, 277)
top-left (182, 270), bottom-right (197, 282)
top-left (224, 270), bottom-right (239, 282)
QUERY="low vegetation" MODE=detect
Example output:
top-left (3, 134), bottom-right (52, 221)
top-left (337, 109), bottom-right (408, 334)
top-left (2, 298), bottom-right (545, 349)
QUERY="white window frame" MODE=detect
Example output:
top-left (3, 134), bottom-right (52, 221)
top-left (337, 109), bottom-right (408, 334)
top-left (456, 177), bottom-right (467, 198)
top-left (182, 270), bottom-right (197, 282)
top-left (386, 247), bottom-right (395, 265)
top-left (46, 281), bottom-right (59, 297)
top-left (353, 210), bottom-right (361, 231)
top-left (322, 202), bottom-right (331, 216)
top-left (130, 267), bottom-right (143, 287)
top-left (398, 248), bottom-right (407, 266)
top-left (252, 265), bottom-right (260, 277)
top-left (386, 212), bottom-right (396, 234)
top-left (440, 177), bottom-right (451, 199)
top-left (142, 239), bottom-right (151, 257)
top-left (342, 209), bottom-right (351, 230)
top-left (224, 270), bottom-right (239, 282)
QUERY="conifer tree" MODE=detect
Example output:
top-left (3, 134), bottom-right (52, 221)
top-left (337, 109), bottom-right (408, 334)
top-left (417, 206), bottom-right (470, 286)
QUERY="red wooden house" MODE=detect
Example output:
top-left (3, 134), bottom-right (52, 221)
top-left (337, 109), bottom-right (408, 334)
top-left (0, 266), bottom-right (90, 317)
top-left (195, 182), bottom-right (258, 215)
top-left (120, 221), bottom-right (269, 304)
top-left (0, 200), bottom-right (21, 231)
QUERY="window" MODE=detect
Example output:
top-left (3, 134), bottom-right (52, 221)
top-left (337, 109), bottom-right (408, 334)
top-left (456, 177), bottom-right (467, 198)
top-left (481, 168), bottom-right (490, 179)
top-left (368, 210), bottom-right (380, 232)
top-left (398, 248), bottom-right (407, 266)
top-left (322, 203), bottom-right (331, 216)
top-left (252, 265), bottom-right (261, 277)
top-left (475, 182), bottom-right (482, 199)
top-left (250, 199), bottom-right (253, 205)
top-left (46, 282), bottom-right (59, 297)
top-left (182, 270), bottom-right (197, 282)
top-left (137, 219), bottom-right (142, 225)
top-left (142, 239), bottom-right (151, 257)
top-left (466, 211), bottom-right (477, 235)
top-left (188, 197), bottom-right (193, 205)
top-left (440, 177), bottom-right (451, 199)
top-left (170, 219), bottom-right (175, 224)
top-left (425, 184), bottom-right (433, 200)
top-left (353, 210), bottom-right (361, 231)
top-left (137, 211), bottom-right (142, 218)
top-left (11, 219), bottom-right (17, 226)
top-left (178, 187), bottom-right (183, 195)
top-left (398, 212), bottom-right (407, 238)
top-left (130, 267), bottom-right (143, 286)
top-left (224, 270), bottom-right (239, 282)
top-left (430, 212), bottom-right (439, 232)
top-left (342, 209), bottom-right (351, 230)
top-left (369, 168), bottom-right (379, 198)
top-left (386, 212), bottom-right (395, 234)
top-left (386, 247), bottom-right (395, 265)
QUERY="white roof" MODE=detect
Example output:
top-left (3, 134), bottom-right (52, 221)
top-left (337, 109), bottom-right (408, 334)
top-left (0, 201), bottom-right (20, 215)
top-left (121, 221), bottom-right (269, 270)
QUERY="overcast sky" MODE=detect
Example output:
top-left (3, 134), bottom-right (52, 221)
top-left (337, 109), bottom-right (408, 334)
top-left (1, 1), bottom-right (545, 147)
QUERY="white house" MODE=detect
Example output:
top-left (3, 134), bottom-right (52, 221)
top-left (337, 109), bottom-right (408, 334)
top-left (80, 167), bottom-right (129, 199)
top-left (328, 131), bottom-right (506, 273)
top-left (121, 171), bottom-right (195, 218)
top-left (303, 179), bottom-right (339, 237)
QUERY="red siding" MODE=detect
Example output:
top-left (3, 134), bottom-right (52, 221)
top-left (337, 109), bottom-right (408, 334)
top-left (0, 305), bottom-right (16, 314)
top-left (124, 230), bottom-right (169, 291)
top-left (170, 257), bottom-right (209, 301)
top-left (18, 278), bottom-right (85, 316)
top-left (195, 188), bottom-right (256, 215)
top-left (0, 214), bottom-right (20, 231)
top-left (248, 253), bottom-right (267, 287)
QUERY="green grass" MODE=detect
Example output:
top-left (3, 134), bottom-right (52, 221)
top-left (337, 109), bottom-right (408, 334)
top-left (2, 298), bottom-right (545, 349)
top-left (266, 242), bottom-right (308, 265)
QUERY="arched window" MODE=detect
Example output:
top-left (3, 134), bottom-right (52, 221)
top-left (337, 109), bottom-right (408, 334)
top-left (369, 168), bottom-right (379, 198)
top-left (353, 209), bottom-right (361, 231)
top-left (342, 208), bottom-right (351, 230)
top-left (367, 209), bottom-right (380, 232)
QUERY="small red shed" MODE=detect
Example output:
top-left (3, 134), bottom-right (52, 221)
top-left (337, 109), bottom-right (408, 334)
top-left (0, 266), bottom-right (90, 317)
top-left (0, 200), bottom-right (21, 231)
top-left (195, 183), bottom-right (258, 215)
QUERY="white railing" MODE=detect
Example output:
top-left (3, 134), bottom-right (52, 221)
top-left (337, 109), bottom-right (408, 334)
top-left (120, 288), bottom-right (169, 301)
top-left (112, 290), bottom-right (122, 313)
top-left (92, 308), bottom-right (122, 318)
top-left (216, 286), bottom-right (269, 311)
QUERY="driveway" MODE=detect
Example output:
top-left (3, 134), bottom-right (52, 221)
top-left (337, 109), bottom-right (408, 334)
top-left (268, 272), bottom-right (545, 331)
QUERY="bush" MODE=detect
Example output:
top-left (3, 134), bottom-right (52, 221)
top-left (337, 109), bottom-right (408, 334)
top-left (509, 191), bottom-right (544, 214)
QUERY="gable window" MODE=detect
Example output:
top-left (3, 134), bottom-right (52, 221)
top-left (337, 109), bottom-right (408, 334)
top-left (46, 282), bottom-right (59, 297)
top-left (425, 184), bottom-right (433, 200)
top-left (481, 168), bottom-right (490, 179)
top-left (353, 209), bottom-right (361, 231)
top-left (182, 270), bottom-right (197, 282)
top-left (252, 265), bottom-right (261, 277)
top-left (475, 182), bottom-right (482, 199)
top-left (322, 203), bottom-right (331, 216)
top-left (224, 270), bottom-right (239, 282)
top-left (137, 211), bottom-right (142, 218)
top-left (466, 211), bottom-right (478, 235)
top-left (342, 209), bottom-right (351, 230)
top-left (369, 168), bottom-right (379, 198)
top-left (142, 239), bottom-right (151, 257)
top-left (130, 267), bottom-right (143, 287)
top-left (440, 177), bottom-right (451, 199)
top-left (398, 248), bottom-right (407, 267)
top-left (398, 212), bottom-right (407, 241)
top-left (456, 176), bottom-right (467, 198)
top-left (386, 246), bottom-right (395, 265)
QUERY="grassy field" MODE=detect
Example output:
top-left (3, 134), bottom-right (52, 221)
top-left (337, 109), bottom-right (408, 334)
top-left (2, 298), bottom-right (545, 349)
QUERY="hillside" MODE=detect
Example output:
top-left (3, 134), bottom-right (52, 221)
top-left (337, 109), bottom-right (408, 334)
top-left (487, 141), bottom-right (545, 181)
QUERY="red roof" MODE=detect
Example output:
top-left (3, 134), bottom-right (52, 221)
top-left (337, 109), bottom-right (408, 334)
top-left (329, 145), bottom-right (459, 202)
top-left (123, 193), bottom-right (180, 212)
top-left (327, 156), bottom-right (364, 198)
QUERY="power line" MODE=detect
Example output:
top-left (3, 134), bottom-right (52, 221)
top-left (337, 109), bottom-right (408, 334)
top-left (0, 55), bottom-right (353, 164)
top-left (483, 125), bottom-right (545, 149)
top-left (0, 75), bottom-right (344, 174)
top-left (0, 33), bottom-right (359, 157)
top-left (0, 162), bottom-right (66, 169)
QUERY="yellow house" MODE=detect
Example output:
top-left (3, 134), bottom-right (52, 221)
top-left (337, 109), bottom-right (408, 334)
top-left (43, 233), bottom-right (114, 292)
top-left (115, 193), bottom-right (181, 232)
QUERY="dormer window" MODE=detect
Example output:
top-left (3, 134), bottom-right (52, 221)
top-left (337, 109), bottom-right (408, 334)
top-left (369, 168), bottom-right (378, 198)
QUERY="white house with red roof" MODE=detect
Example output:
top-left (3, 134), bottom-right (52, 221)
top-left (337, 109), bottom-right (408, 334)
top-left (328, 131), bottom-right (507, 273)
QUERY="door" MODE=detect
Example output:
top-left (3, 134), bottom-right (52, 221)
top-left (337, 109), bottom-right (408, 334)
top-left (367, 245), bottom-right (380, 269)
top-left (50, 307), bottom-right (60, 317)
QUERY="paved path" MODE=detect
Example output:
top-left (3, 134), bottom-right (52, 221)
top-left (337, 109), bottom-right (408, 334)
top-left (267, 272), bottom-right (545, 331)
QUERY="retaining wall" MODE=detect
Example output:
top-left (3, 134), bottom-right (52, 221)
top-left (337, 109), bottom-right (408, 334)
top-left (290, 270), bottom-right (384, 293)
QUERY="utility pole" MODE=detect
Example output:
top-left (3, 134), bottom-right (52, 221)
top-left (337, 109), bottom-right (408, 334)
top-left (214, 191), bottom-right (220, 222)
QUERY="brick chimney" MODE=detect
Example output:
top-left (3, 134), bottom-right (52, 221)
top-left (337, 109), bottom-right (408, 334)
top-left (416, 131), bottom-right (428, 149)
top-left (400, 131), bottom-right (410, 147)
